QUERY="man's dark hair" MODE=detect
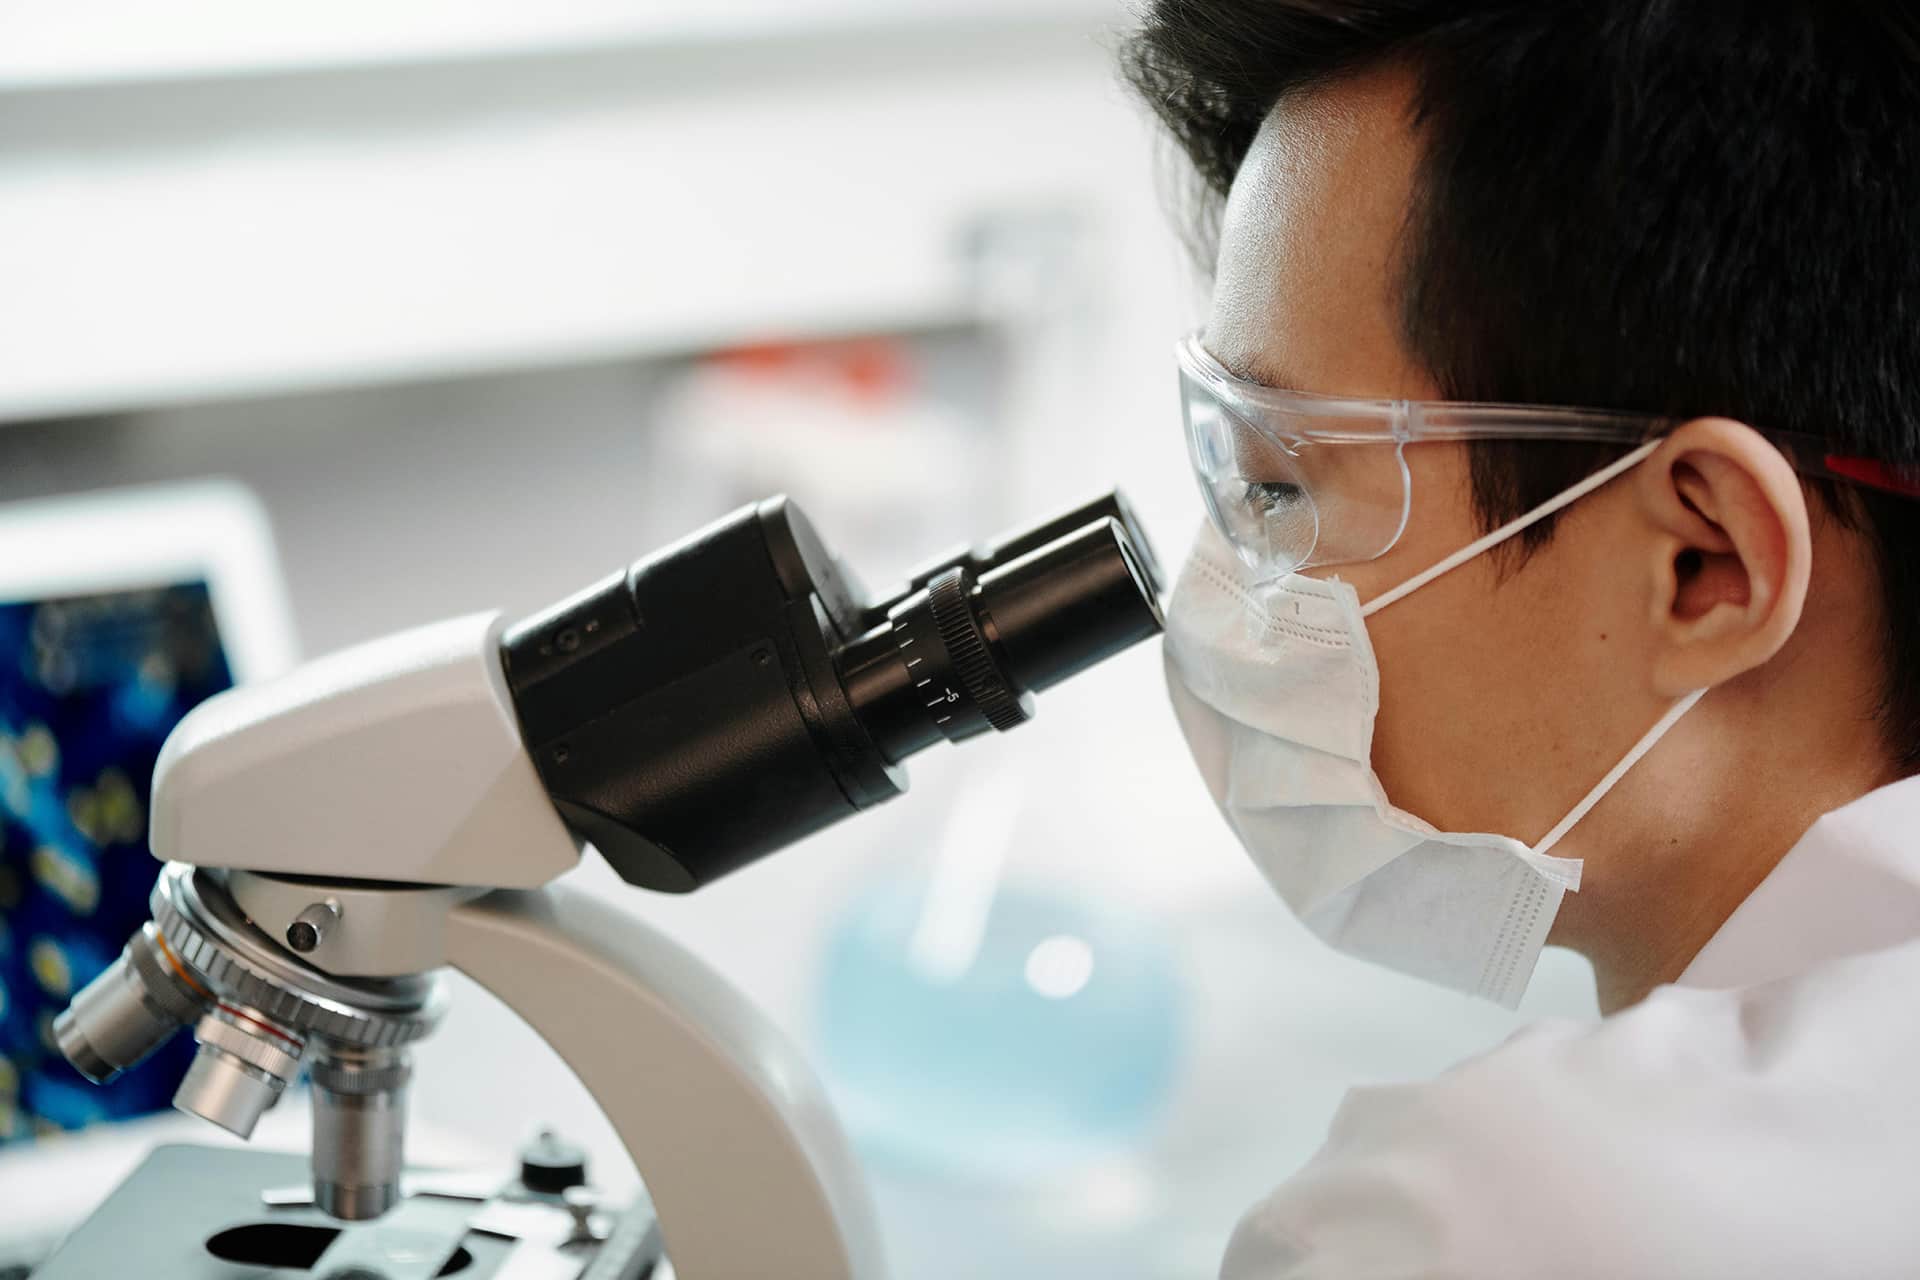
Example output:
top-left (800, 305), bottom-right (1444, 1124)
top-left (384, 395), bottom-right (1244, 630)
top-left (1123, 0), bottom-right (1920, 769)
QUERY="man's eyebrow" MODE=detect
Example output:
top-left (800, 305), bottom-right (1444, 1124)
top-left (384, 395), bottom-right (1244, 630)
top-left (1217, 347), bottom-right (1302, 392)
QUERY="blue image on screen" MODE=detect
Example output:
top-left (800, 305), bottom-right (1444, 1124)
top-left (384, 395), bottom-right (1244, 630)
top-left (0, 582), bottom-right (235, 1143)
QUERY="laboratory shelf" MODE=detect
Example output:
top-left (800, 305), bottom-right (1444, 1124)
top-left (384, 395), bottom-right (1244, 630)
top-left (0, 11), bottom-right (1133, 423)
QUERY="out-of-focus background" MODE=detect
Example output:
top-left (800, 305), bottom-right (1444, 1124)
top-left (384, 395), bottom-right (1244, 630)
top-left (0, 3), bottom-right (1599, 1275)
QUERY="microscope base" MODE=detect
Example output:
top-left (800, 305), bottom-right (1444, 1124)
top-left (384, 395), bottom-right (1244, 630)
top-left (32, 1142), bottom-right (662, 1279)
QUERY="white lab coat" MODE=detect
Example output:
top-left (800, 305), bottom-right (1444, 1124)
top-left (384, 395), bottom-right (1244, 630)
top-left (1222, 776), bottom-right (1920, 1280)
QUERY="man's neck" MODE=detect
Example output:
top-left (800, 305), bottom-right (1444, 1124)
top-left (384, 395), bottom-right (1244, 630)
top-left (1583, 865), bottom-right (1771, 1013)
top-left (1557, 751), bottom-right (1893, 1015)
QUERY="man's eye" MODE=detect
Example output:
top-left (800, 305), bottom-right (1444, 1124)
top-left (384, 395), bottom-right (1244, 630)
top-left (1244, 481), bottom-right (1307, 513)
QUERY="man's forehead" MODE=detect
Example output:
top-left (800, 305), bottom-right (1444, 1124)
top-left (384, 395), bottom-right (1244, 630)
top-left (1204, 67), bottom-right (1438, 400)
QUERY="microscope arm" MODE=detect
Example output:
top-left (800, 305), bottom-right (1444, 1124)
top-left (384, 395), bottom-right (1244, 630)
top-left (444, 883), bottom-right (887, 1280)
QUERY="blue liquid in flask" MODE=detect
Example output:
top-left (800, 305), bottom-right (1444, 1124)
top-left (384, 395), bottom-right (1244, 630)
top-left (815, 875), bottom-right (1185, 1179)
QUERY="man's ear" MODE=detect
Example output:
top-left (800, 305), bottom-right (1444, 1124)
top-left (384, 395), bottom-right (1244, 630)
top-left (1632, 418), bottom-right (1812, 697)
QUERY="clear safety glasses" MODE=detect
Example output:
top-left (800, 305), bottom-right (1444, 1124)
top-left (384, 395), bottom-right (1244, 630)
top-left (1177, 330), bottom-right (1920, 580)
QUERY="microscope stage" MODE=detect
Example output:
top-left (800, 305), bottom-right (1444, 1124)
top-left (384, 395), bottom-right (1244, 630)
top-left (33, 1143), bottom-right (661, 1280)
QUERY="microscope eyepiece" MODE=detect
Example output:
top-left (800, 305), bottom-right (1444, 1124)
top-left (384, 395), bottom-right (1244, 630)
top-left (503, 493), bottom-right (1165, 893)
top-left (839, 516), bottom-right (1163, 762)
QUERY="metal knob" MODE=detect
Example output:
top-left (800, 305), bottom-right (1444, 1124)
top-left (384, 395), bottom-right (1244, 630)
top-left (563, 1185), bottom-right (605, 1243)
top-left (285, 900), bottom-right (340, 954)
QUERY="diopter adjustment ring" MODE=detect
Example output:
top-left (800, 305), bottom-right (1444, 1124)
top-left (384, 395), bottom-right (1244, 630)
top-left (926, 567), bottom-right (1029, 732)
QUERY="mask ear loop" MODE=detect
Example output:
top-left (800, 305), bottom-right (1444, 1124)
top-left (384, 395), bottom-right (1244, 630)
top-left (1531, 686), bottom-right (1705, 856)
top-left (1359, 439), bottom-right (1663, 618)
top-left (1351, 435), bottom-right (1704, 857)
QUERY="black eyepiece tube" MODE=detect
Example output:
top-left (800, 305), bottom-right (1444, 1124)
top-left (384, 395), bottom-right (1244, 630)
top-left (896, 490), bottom-right (1164, 612)
top-left (976, 518), bottom-right (1165, 694)
top-left (503, 492), bottom-right (1165, 893)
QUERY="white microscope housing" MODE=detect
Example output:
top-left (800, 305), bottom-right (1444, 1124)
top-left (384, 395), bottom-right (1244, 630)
top-left (64, 609), bottom-right (886, 1279)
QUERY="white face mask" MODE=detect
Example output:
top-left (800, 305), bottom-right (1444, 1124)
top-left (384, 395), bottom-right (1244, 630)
top-left (1164, 441), bottom-right (1703, 1007)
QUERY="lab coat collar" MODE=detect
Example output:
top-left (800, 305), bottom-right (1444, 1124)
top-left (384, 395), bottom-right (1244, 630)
top-left (1679, 773), bottom-right (1920, 989)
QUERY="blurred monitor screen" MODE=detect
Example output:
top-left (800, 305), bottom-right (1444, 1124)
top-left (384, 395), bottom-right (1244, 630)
top-left (0, 585), bottom-right (235, 1139)
top-left (0, 484), bottom-right (293, 1145)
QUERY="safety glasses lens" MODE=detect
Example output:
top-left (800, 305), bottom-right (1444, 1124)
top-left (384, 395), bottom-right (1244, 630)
top-left (1181, 371), bottom-right (1413, 578)
top-left (1184, 394), bottom-right (1319, 577)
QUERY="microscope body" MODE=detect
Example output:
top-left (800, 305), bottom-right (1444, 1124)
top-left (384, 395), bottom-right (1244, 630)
top-left (151, 611), bottom-right (578, 896)
top-left (105, 609), bottom-right (887, 1278)
top-left (49, 493), bottom-right (1165, 1280)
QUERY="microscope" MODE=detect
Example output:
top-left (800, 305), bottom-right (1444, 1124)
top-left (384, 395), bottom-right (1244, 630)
top-left (35, 493), bottom-right (1165, 1280)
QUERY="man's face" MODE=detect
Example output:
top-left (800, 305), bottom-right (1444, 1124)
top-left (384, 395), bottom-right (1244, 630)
top-left (1202, 67), bottom-right (1673, 941)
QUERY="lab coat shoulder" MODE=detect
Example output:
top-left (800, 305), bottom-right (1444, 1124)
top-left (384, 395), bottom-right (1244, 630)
top-left (1222, 938), bottom-right (1920, 1280)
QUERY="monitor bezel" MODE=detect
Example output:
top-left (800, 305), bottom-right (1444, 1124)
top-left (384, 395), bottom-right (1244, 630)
top-left (0, 480), bottom-right (296, 684)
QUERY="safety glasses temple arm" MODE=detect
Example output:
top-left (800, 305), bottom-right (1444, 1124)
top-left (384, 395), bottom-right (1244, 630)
top-left (1179, 333), bottom-right (1920, 498)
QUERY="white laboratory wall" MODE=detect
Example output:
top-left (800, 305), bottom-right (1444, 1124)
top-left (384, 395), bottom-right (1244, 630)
top-left (0, 7), bottom-right (1598, 1277)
